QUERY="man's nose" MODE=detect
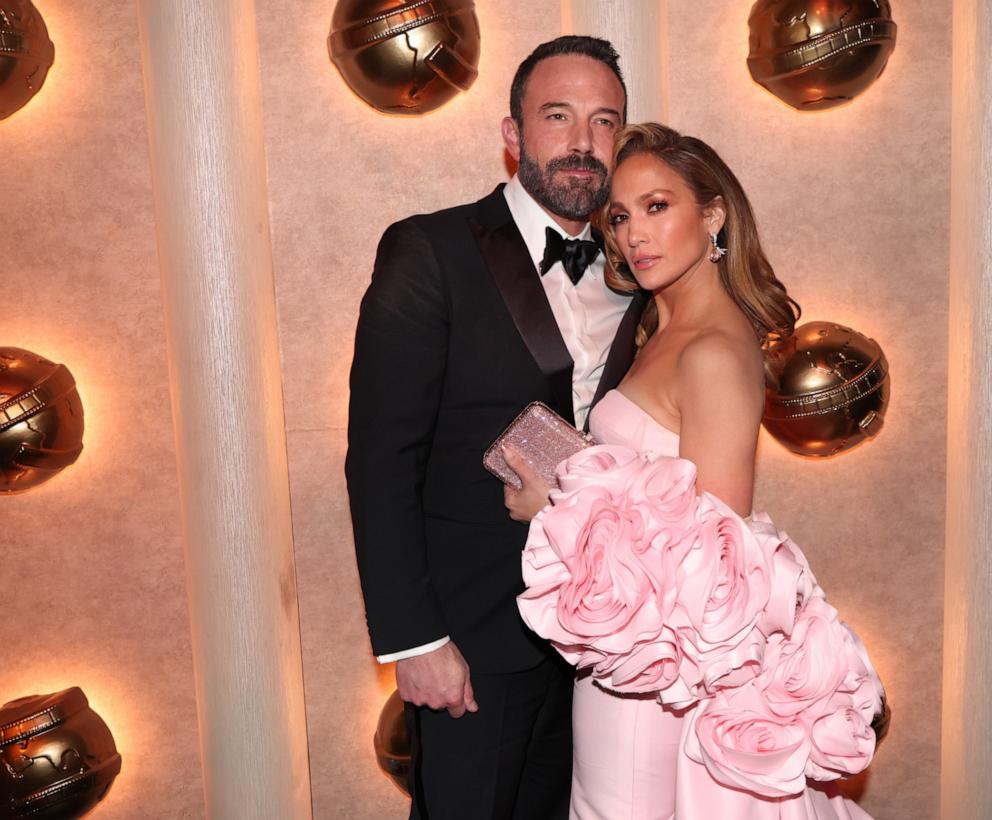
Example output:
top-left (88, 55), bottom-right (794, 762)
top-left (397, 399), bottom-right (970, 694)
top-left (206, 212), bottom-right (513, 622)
top-left (568, 120), bottom-right (593, 153)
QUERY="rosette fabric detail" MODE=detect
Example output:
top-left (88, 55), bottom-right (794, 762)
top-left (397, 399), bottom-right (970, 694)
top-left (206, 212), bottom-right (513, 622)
top-left (517, 445), bottom-right (884, 799)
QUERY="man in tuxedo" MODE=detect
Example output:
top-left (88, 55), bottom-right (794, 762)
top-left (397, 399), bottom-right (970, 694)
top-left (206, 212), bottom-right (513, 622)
top-left (346, 36), bottom-right (645, 819)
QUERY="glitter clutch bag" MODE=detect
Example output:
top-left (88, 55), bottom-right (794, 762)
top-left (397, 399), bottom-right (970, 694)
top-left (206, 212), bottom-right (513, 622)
top-left (483, 402), bottom-right (595, 489)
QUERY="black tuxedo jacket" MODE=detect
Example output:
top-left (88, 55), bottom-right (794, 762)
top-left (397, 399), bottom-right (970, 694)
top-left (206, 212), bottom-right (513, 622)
top-left (345, 185), bottom-right (647, 673)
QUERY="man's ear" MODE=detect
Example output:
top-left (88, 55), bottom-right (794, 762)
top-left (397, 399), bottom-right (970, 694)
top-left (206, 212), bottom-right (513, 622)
top-left (704, 196), bottom-right (726, 235)
top-left (501, 116), bottom-right (521, 163)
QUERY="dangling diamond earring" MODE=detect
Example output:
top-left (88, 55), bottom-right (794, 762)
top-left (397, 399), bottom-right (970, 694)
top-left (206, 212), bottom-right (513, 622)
top-left (709, 232), bottom-right (727, 263)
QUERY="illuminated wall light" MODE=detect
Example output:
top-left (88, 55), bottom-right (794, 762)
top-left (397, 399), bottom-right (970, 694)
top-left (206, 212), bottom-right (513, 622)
top-left (373, 690), bottom-right (411, 797)
top-left (763, 322), bottom-right (890, 457)
top-left (0, 1), bottom-right (54, 120)
top-left (747, 0), bottom-right (897, 111)
top-left (0, 348), bottom-right (84, 494)
top-left (0, 687), bottom-right (122, 819)
top-left (328, 0), bottom-right (481, 115)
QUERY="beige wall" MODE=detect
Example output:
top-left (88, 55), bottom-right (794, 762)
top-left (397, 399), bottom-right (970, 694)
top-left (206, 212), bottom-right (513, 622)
top-left (0, 1), bottom-right (203, 817)
top-left (2, 1), bottom-right (948, 818)
top-left (942, 0), bottom-right (992, 816)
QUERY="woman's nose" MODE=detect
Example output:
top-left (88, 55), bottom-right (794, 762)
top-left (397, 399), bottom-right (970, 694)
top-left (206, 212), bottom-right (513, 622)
top-left (626, 218), bottom-right (646, 246)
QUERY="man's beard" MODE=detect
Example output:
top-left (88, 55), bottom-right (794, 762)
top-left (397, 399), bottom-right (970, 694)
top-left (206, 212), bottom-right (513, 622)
top-left (517, 143), bottom-right (610, 222)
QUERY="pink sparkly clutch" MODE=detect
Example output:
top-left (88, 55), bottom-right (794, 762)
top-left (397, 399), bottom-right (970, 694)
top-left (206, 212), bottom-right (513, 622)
top-left (484, 402), bottom-right (595, 489)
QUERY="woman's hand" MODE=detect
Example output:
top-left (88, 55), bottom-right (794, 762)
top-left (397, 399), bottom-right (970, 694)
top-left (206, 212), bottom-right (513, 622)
top-left (502, 446), bottom-right (553, 522)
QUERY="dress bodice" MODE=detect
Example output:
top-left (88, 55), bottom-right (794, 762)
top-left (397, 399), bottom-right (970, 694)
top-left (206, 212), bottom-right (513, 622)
top-left (588, 389), bottom-right (680, 459)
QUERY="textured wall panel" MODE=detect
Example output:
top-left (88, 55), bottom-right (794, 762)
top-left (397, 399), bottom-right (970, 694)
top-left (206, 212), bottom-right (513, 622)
top-left (563, 0), bottom-right (668, 122)
top-left (941, 1), bottom-right (992, 817)
top-left (136, 0), bottom-right (311, 816)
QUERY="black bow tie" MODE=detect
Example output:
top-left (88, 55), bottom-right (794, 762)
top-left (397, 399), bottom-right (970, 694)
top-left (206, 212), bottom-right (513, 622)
top-left (539, 226), bottom-right (601, 285)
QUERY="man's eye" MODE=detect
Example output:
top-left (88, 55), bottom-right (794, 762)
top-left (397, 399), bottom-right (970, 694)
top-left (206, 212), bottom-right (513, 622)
top-left (547, 112), bottom-right (567, 120)
top-left (595, 118), bottom-right (617, 128)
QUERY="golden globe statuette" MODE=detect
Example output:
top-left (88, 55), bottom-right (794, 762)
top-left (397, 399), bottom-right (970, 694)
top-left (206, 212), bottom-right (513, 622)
top-left (0, 688), bottom-right (122, 819)
top-left (328, 0), bottom-right (480, 115)
top-left (747, 0), bottom-right (896, 111)
top-left (0, 347), bottom-right (84, 494)
top-left (763, 321), bottom-right (889, 457)
top-left (374, 690), bottom-right (411, 795)
top-left (0, 1), bottom-right (54, 119)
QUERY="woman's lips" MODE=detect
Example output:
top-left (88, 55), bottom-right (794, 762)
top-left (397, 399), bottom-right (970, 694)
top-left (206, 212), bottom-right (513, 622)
top-left (631, 255), bottom-right (660, 270)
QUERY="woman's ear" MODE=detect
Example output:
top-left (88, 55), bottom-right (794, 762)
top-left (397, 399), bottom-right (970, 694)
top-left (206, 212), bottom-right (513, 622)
top-left (704, 196), bottom-right (727, 235)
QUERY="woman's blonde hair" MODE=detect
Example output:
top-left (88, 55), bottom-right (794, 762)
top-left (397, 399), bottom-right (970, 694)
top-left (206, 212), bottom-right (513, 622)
top-left (600, 123), bottom-right (799, 359)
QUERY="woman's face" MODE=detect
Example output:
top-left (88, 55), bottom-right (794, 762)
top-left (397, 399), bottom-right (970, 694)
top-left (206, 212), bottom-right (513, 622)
top-left (608, 152), bottom-right (722, 293)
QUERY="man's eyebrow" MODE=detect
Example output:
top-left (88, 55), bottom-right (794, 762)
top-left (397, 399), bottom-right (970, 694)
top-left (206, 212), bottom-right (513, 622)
top-left (537, 102), bottom-right (622, 120)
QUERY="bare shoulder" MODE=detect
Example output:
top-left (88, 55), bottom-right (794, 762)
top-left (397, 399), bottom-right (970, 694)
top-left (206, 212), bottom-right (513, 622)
top-left (677, 328), bottom-right (762, 380)
top-left (675, 329), bottom-right (764, 413)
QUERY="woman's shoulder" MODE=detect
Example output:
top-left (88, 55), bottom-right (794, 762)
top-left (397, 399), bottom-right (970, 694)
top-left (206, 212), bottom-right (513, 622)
top-left (673, 326), bottom-right (765, 414)
top-left (676, 326), bottom-right (763, 380)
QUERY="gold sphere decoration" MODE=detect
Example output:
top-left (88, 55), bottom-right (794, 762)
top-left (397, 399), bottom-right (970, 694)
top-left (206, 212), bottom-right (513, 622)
top-left (0, 687), bottom-right (122, 820)
top-left (0, 1), bottom-right (54, 119)
top-left (0, 347), bottom-right (84, 494)
top-left (328, 0), bottom-right (480, 115)
top-left (763, 321), bottom-right (889, 457)
top-left (374, 690), bottom-right (411, 795)
top-left (747, 0), bottom-right (896, 111)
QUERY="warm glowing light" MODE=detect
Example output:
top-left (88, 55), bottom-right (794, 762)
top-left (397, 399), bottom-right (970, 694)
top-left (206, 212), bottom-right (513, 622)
top-left (0, 334), bottom-right (112, 497)
top-left (1, 3), bottom-right (101, 139)
top-left (0, 664), bottom-right (137, 811)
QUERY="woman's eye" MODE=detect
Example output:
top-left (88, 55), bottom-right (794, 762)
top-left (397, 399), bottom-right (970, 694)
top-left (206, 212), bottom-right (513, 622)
top-left (648, 200), bottom-right (669, 213)
top-left (609, 213), bottom-right (628, 226)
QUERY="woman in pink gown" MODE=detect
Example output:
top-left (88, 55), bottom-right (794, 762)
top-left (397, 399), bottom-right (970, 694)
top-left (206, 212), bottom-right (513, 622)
top-left (505, 124), bottom-right (881, 819)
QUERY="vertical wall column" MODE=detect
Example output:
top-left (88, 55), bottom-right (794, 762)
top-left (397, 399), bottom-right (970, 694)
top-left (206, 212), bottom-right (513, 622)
top-left (942, 1), bottom-right (992, 818)
top-left (136, 2), bottom-right (312, 818)
top-left (562, 0), bottom-right (668, 122)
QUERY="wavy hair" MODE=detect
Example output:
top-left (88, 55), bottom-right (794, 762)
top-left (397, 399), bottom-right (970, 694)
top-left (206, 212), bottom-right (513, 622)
top-left (600, 123), bottom-right (799, 365)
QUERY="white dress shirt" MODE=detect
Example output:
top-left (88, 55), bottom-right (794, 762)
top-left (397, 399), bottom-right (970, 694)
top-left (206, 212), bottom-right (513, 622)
top-left (503, 174), bottom-right (630, 429)
top-left (377, 176), bottom-right (630, 664)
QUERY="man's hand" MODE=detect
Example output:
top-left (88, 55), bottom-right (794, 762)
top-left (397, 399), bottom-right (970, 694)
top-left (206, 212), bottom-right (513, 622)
top-left (503, 445), bottom-right (553, 522)
top-left (396, 642), bottom-right (478, 718)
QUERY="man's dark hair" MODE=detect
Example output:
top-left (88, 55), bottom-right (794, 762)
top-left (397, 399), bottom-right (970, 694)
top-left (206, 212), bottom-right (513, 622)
top-left (509, 36), bottom-right (627, 126)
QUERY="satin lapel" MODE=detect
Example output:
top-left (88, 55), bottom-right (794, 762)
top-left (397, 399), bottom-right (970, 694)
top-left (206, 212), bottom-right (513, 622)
top-left (468, 191), bottom-right (575, 425)
top-left (587, 289), bottom-right (649, 430)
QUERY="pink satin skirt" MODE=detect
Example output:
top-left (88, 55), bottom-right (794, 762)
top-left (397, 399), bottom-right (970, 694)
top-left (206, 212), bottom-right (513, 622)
top-left (570, 675), bottom-right (875, 820)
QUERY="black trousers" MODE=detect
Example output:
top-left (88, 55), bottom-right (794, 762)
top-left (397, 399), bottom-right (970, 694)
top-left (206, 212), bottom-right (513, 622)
top-left (406, 655), bottom-right (573, 820)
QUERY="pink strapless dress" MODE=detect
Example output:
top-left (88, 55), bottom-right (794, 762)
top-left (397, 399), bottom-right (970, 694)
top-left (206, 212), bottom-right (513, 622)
top-left (569, 390), bottom-right (874, 820)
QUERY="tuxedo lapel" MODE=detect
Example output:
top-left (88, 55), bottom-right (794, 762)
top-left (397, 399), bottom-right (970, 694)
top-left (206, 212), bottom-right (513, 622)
top-left (587, 289), bottom-right (649, 429)
top-left (468, 188), bottom-right (576, 425)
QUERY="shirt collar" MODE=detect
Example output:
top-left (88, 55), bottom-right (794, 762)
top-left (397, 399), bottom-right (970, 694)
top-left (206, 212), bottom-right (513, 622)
top-left (503, 174), bottom-right (595, 272)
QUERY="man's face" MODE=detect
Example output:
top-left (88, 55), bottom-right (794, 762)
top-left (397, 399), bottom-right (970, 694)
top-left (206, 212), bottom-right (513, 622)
top-left (503, 55), bottom-right (625, 223)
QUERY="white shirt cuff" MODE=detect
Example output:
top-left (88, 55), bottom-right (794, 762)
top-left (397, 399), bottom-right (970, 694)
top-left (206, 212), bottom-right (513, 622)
top-left (376, 635), bottom-right (450, 664)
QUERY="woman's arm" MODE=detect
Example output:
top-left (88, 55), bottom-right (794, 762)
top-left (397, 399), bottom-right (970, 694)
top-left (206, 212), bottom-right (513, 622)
top-left (502, 445), bottom-right (553, 522)
top-left (674, 332), bottom-right (764, 517)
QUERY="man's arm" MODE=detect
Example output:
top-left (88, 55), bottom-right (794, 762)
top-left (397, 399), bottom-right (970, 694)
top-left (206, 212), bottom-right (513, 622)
top-left (346, 219), bottom-right (449, 655)
top-left (345, 219), bottom-right (477, 717)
